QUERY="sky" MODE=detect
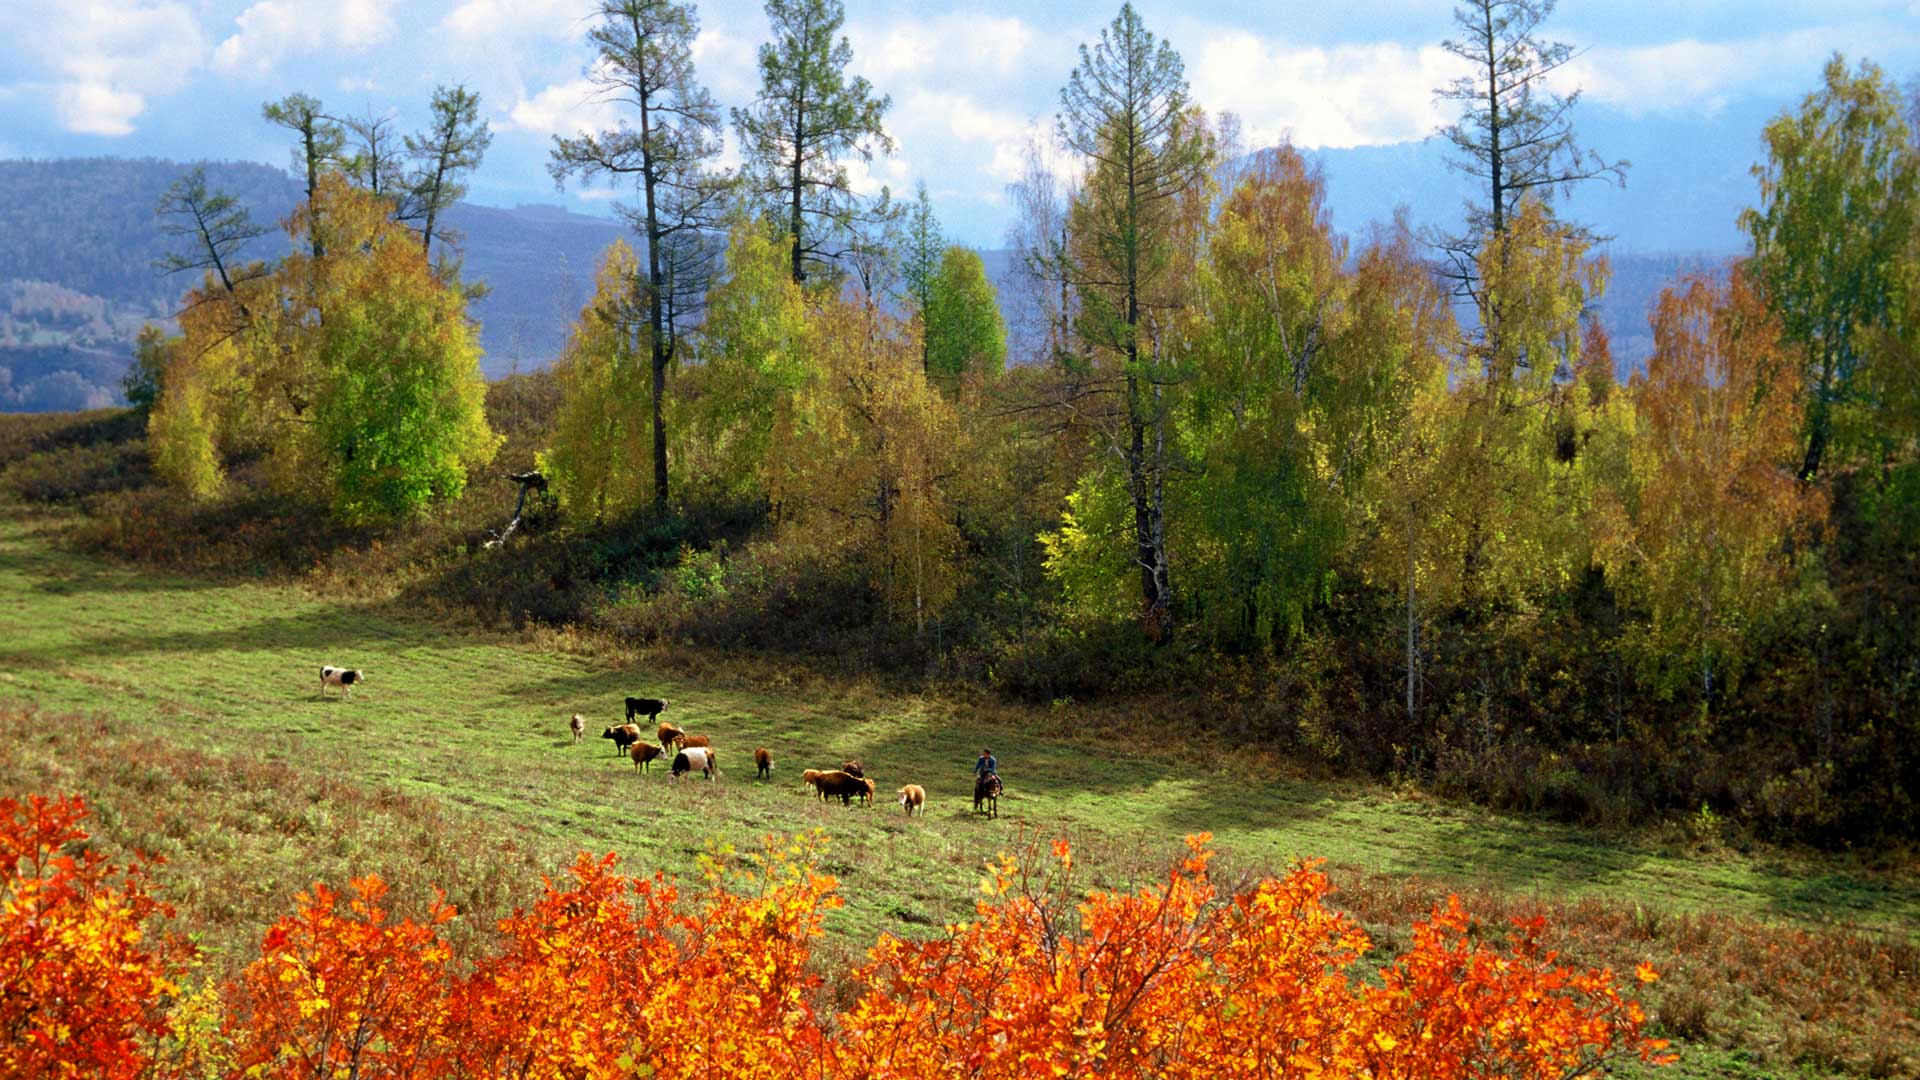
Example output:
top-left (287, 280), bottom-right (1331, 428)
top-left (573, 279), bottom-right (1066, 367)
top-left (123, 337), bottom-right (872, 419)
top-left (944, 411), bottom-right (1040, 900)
top-left (2, 0), bottom-right (1917, 248)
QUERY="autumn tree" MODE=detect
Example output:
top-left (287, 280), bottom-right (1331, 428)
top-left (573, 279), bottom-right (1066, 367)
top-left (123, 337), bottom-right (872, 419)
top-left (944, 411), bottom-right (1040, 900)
top-left (228, 875), bottom-right (457, 1079)
top-left (784, 299), bottom-right (965, 633)
top-left (732, 0), bottom-right (895, 284)
top-left (550, 0), bottom-right (729, 510)
top-left (1743, 54), bottom-right (1920, 481)
top-left (1055, 2), bottom-right (1214, 640)
top-left (149, 177), bottom-right (499, 521)
top-left (924, 245), bottom-right (1006, 384)
top-left (541, 240), bottom-right (656, 519)
top-left (262, 92), bottom-right (346, 258)
top-left (1599, 269), bottom-right (1822, 707)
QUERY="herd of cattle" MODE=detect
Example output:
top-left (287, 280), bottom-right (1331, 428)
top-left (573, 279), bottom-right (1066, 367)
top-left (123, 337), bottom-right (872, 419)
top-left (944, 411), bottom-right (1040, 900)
top-left (320, 672), bottom-right (998, 816)
top-left (573, 696), bottom-right (982, 817)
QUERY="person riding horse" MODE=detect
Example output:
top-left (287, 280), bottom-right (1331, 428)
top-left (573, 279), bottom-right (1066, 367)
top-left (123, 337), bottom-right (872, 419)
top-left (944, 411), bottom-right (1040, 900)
top-left (973, 748), bottom-right (1001, 817)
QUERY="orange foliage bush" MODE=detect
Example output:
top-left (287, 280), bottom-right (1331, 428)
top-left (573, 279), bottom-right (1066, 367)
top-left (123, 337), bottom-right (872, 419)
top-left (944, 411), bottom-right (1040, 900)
top-left (0, 794), bottom-right (190, 1080)
top-left (839, 835), bottom-right (1670, 1079)
top-left (3, 798), bottom-right (1669, 1079)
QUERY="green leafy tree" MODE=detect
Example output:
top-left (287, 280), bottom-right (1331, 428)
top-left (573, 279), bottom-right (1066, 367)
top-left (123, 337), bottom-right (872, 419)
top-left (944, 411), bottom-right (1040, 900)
top-left (686, 218), bottom-right (813, 498)
top-left (1055, 2), bottom-right (1213, 640)
top-left (122, 326), bottom-right (171, 412)
top-left (551, 0), bottom-right (730, 510)
top-left (1742, 54), bottom-right (1920, 481)
top-left (924, 246), bottom-right (1006, 383)
top-left (732, 0), bottom-right (895, 284)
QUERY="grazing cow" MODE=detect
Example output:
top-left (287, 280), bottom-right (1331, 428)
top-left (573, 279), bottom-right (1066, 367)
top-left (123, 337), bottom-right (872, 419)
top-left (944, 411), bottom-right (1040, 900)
top-left (898, 784), bottom-right (925, 815)
top-left (678, 734), bottom-right (712, 751)
top-left (657, 722), bottom-right (686, 752)
top-left (810, 770), bottom-right (869, 806)
top-left (754, 747), bottom-right (774, 780)
top-left (569, 714), bottom-right (585, 744)
top-left (973, 774), bottom-right (1002, 819)
top-left (672, 746), bottom-right (716, 781)
top-left (319, 666), bottom-right (363, 699)
top-left (601, 723), bottom-right (644, 756)
top-left (626, 697), bottom-right (670, 723)
top-left (630, 743), bottom-right (664, 771)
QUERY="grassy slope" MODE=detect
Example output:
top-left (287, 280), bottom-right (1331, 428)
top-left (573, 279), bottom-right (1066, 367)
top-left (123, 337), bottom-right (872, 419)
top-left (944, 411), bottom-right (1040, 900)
top-left (1, 506), bottom-right (1915, 1075)
top-left (3, 507), bottom-right (1912, 931)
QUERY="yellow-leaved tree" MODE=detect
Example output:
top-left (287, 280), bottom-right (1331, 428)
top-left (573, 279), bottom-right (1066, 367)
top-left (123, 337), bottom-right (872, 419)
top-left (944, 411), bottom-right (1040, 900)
top-left (541, 240), bottom-right (658, 520)
top-left (149, 175), bottom-right (498, 522)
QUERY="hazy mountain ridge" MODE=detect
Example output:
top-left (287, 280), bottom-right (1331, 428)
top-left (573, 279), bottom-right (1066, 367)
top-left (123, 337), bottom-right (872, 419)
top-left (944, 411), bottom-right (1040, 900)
top-left (0, 158), bottom-right (626, 410)
top-left (2, 155), bottom-right (1736, 412)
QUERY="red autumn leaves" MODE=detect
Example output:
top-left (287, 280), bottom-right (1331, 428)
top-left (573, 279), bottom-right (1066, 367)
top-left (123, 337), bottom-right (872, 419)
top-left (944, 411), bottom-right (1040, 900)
top-left (3, 796), bottom-right (1672, 1078)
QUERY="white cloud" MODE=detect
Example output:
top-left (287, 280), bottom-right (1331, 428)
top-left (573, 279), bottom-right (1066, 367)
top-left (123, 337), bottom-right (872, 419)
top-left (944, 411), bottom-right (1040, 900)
top-left (212, 0), bottom-right (394, 77)
top-left (442, 0), bottom-right (581, 41)
top-left (1561, 29), bottom-right (1916, 115)
top-left (504, 73), bottom-right (623, 138)
top-left (1189, 32), bottom-right (1465, 149)
top-left (692, 27), bottom-right (759, 103)
top-left (849, 15), bottom-right (1037, 83)
top-left (4, 0), bottom-right (206, 136)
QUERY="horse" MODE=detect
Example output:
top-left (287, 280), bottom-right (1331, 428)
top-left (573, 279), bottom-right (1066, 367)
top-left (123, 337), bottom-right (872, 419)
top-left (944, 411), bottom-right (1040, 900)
top-left (973, 773), bottom-right (1002, 818)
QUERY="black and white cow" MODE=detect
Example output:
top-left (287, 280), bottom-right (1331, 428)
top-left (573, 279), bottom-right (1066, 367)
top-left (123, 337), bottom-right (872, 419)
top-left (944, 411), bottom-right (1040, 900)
top-left (319, 665), bottom-right (364, 699)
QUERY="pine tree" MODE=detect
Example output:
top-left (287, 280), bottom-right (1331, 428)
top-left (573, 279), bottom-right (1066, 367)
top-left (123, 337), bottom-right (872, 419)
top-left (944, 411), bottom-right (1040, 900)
top-left (731, 0), bottom-right (895, 284)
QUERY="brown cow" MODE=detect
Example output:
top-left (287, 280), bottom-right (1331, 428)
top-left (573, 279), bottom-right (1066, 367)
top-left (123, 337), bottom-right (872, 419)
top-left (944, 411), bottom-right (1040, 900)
top-left (754, 747), bottom-right (774, 780)
top-left (657, 722), bottom-right (686, 752)
top-left (810, 770), bottom-right (871, 806)
top-left (630, 743), bottom-right (664, 771)
top-left (897, 784), bottom-right (925, 815)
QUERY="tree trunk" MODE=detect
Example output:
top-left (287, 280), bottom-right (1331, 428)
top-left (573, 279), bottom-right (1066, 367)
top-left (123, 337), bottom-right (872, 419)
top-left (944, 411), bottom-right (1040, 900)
top-left (1406, 516), bottom-right (1419, 728)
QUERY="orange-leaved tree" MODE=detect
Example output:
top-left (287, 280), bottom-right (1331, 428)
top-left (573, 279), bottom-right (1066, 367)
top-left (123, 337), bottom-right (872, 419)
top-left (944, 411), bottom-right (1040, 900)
top-left (0, 794), bottom-right (190, 1080)
top-left (227, 875), bottom-right (457, 1079)
top-left (452, 835), bottom-right (839, 1080)
top-left (837, 833), bottom-right (1671, 1079)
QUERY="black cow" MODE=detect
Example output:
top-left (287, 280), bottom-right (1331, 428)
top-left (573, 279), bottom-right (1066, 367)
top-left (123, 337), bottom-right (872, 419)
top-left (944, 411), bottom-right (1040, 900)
top-left (625, 696), bottom-right (669, 722)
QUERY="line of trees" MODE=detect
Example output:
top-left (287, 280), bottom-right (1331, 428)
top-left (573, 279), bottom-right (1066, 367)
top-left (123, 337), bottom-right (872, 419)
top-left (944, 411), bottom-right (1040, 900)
top-left (136, 0), bottom-right (1920, 838)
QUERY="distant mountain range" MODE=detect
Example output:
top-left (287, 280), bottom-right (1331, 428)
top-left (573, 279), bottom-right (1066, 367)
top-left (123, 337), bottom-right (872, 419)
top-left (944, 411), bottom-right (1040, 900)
top-left (1, 154), bottom-right (1741, 413)
top-left (0, 157), bottom-right (627, 411)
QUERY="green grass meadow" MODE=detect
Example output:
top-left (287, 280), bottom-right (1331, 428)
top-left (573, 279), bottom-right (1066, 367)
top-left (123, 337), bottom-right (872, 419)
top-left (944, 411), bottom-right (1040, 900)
top-left (2, 506), bottom-right (1915, 1074)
